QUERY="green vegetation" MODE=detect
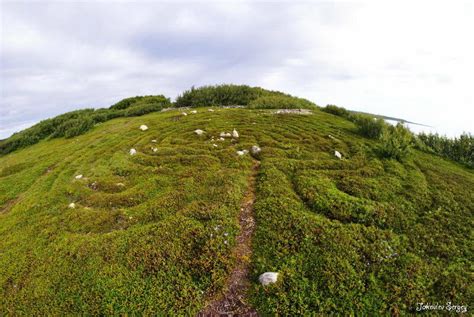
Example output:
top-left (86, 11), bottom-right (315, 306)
top-left (175, 84), bottom-right (291, 108)
top-left (416, 132), bottom-right (474, 168)
top-left (0, 95), bottom-right (170, 155)
top-left (378, 123), bottom-right (413, 161)
top-left (0, 92), bottom-right (472, 315)
top-left (248, 95), bottom-right (316, 109)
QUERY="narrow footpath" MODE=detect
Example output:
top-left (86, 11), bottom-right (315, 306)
top-left (198, 160), bottom-right (260, 316)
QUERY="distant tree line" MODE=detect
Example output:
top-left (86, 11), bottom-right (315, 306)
top-left (0, 95), bottom-right (170, 155)
top-left (322, 104), bottom-right (474, 167)
top-left (174, 84), bottom-right (316, 109)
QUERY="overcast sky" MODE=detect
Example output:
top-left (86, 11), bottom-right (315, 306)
top-left (1, 0), bottom-right (473, 139)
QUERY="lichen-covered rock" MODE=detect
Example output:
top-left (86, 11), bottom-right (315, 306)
top-left (251, 145), bottom-right (261, 155)
top-left (258, 272), bottom-right (279, 286)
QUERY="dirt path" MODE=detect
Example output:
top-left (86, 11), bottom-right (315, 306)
top-left (198, 160), bottom-right (260, 317)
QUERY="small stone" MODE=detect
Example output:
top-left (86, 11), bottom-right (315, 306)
top-left (237, 150), bottom-right (246, 156)
top-left (334, 150), bottom-right (342, 159)
top-left (190, 110), bottom-right (197, 114)
top-left (218, 137), bottom-right (225, 141)
top-left (68, 202), bottom-right (76, 209)
top-left (220, 132), bottom-right (231, 138)
top-left (139, 125), bottom-right (148, 131)
top-left (213, 144), bottom-right (218, 147)
top-left (194, 129), bottom-right (205, 136)
top-left (232, 129), bottom-right (239, 138)
top-left (116, 183), bottom-right (125, 187)
top-left (75, 174), bottom-right (83, 179)
top-left (182, 112), bottom-right (188, 116)
top-left (251, 145), bottom-right (261, 155)
top-left (258, 272), bottom-right (279, 286)
top-left (152, 147), bottom-right (158, 152)
top-left (129, 148), bottom-right (137, 155)
top-left (151, 139), bottom-right (157, 143)
top-left (208, 109), bottom-right (214, 112)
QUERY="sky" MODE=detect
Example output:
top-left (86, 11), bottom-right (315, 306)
top-left (1, 0), bottom-right (473, 139)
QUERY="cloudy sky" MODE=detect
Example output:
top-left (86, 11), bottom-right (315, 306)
top-left (1, 0), bottom-right (473, 138)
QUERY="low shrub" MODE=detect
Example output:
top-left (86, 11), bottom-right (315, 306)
top-left (322, 104), bottom-right (351, 118)
top-left (416, 132), bottom-right (474, 168)
top-left (378, 123), bottom-right (413, 161)
top-left (248, 95), bottom-right (316, 109)
top-left (353, 114), bottom-right (387, 139)
top-left (175, 84), bottom-right (287, 108)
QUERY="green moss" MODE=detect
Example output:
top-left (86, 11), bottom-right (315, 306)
top-left (0, 106), bottom-right (472, 315)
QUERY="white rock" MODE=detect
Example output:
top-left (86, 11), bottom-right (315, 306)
top-left (208, 109), bottom-right (214, 112)
top-left (151, 139), bottom-right (157, 143)
top-left (75, 174), bottom-right (83, 180)
top-left (218, 137), bottom-right (225, 141)
top-left (237, 150), bottom-right (246, 156)
top-left (152, 147), bottom-right (158, 152)
top-left (139, 125), bottom-right (148, 131)
top-left (182, 112), bottom-right (188, 116)
top-left (232, 129), bottom-right (239, 138)
top-left (194, 129), bottom-right (205, 136)
top-left (259, 272), bottom-right (279, 286)
top-left (68, 202), bottom-right (76, 209)
top-left (213, 144), bottom-right (218, 147)
top-left (190, 110), bottom-right (197, 114)
top-left (220, 132), bottom-right (232, 138)
top-left (334, 150), bottom-right (342, 159)
top-left (129, 148), bottom-right (137, 155)
top-left (116, 183), bottom-right (125, 187)
top-left (251, 145), bottom-right (261, 155)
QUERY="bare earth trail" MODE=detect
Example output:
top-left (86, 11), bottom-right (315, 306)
top-left (198, 160), bottom-right (260, 317)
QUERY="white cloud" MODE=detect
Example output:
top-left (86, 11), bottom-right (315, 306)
top-left (1, 1), bottom-right (473, 138)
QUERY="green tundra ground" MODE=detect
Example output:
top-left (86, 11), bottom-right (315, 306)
top-left (0, 107), bottom-right (473, 315)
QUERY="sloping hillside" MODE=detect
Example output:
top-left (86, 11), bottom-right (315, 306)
top-left (0, 104), bottom-right (472, 314)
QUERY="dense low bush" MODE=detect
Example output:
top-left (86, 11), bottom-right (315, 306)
top-left (0, 95), bottom-right (170, 155)
top-left (416, 132), bottom-right (474, 168)
top-left (322, 104), bottom-right (351, 118)
top-left (378, 123), bottom-right (413, 161)
top-left (175, 84), bottom-right (287, 108)
top-left (248, 95), bottom-right (316, 109)
top-left (353, 114), bottom-right (387, 139)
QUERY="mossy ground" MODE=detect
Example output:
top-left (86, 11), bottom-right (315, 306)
top-left (0, 107), bottom-right (472, 315)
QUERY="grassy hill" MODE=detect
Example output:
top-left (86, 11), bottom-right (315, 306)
top-left (0, 88), bottom-right (472, 314)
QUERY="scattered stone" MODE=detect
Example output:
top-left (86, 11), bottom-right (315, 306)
top-left (194, 129), bottom-right (205, 136)
top-left (182, 112), bottom-right (188, 116)
top-left (220, 132), bottom-right (232, 138)
top-left (251, 145), bottom-right (261, 155)
top-left (208, 109), bottom-right (214, 112)
top-left (116, 183), bottom-right (125, 187)
top-left (212, 144), bottom-right (218, 147)
top-left (218, 137), bottom-right (225, 141)
top-left (152, 147), bottom-right (158, 152)
top-left (75, 174), bottom-right (83, 180)
top-left (224, 240), bottom-right (228, 245)
top-left (258, 272), bottom-right (279, 286)
top-left (237, 150), bottom-right (249, 156)
top-left (129, 148), bottom-right (137, 155)
top-left (151, 139), bottom-right (157, 143)
top-left (232, 129), bottom-right (239, 138)
top-left (275, 109), bottom-right (312, 115)
top-left (68, 202), bottom-right (76, 209)
top-left (190, 110), bottom-right (197, 114)
top-left (335, 150), bottom-right (342, 159)
top-left (139, 125), bottom-right (148, 131)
